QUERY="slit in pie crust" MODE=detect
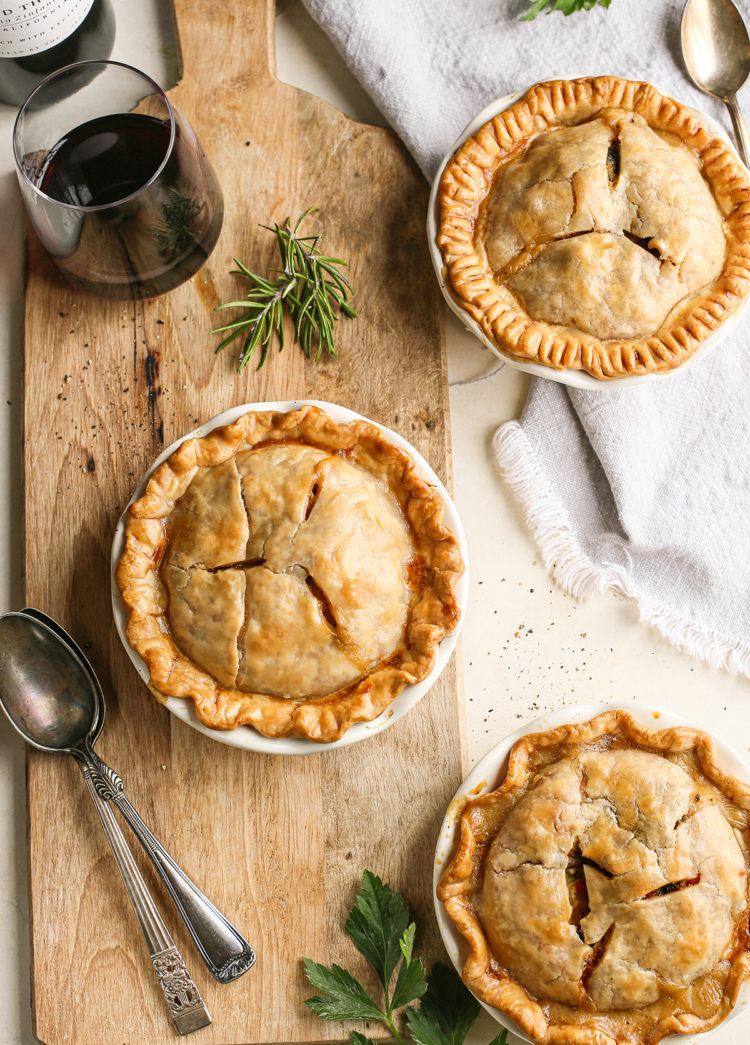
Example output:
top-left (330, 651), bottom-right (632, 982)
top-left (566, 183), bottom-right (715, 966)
top-left (115, 405), bottom-right (464, 743)
top-left (437, 711), bottom-right (750, 1044)
top-left (437, 77), bottom-right (750, 379)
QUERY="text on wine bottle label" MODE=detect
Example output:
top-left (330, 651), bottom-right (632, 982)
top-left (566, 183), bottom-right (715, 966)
top-left (0, 0), bottom-right (94, 58)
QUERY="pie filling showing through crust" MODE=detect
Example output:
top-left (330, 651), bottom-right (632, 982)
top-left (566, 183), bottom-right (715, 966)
top-left (437, 77), bottom-right (750, 379)
top-left (115, 405), bottom-right (464, 743)
top-left (437, 711), bottom-right (750, 1045)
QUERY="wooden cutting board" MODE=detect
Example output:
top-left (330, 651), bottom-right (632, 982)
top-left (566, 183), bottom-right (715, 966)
top-left (23, 0), bottom-right (465, 1041)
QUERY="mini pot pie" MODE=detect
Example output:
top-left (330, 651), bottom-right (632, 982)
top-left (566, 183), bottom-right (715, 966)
top-left (437, 77), bottom-right (750, 379)
top-left (437, 711), bottom-right (750, 1044)
top-left (115, 405), bottom-right (463, 743)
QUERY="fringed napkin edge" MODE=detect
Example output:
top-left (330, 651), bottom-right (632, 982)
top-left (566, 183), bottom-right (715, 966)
top-left (493, 420), bottom-right (750, 680)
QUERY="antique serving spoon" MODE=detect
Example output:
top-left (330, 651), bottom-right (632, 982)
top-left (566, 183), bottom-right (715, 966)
top-left (682, 0), bottom-right (750, 165)
top-left (0, 611), bottom-right (255, 1022)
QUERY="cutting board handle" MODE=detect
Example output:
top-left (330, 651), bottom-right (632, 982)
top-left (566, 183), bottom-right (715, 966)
top-left (172, 0), bottom-right (276, 89)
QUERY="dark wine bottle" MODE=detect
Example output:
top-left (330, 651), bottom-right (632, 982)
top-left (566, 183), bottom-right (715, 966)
top-left (0, 0), bottom-right (115, 107)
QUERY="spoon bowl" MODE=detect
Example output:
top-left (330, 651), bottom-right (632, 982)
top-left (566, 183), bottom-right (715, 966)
top-left (18, 607), bottom-right (106, 741)
top-left (682, 0), bottom-right (750, 164)
top-left (0, 612), bottom-right (97, 751)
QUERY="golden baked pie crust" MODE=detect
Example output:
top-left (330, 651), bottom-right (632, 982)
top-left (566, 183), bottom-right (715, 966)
top-left (437, 77), bottom-right (750, 379)
top-left (437, 711), bottom-right (750, 1044)
top-left (116, 405), bottom-right (464, 743)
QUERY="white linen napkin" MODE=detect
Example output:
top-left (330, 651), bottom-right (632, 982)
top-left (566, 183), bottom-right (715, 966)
top-left (302, 0), bottom-right (750, 676)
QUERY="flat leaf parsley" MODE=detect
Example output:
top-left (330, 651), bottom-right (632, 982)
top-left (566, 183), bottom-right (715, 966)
top-left (304, 870), bottom-right (508, 1045)
top-left (522, 0), bottom-right (612, 19)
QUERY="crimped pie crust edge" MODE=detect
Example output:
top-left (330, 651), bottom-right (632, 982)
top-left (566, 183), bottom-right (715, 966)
top-left (436, 709), bottom-right (750, 1044)
top-left (115, 404), bottom-right (464, 743)
top-left (437, 76), bottom-right (750, 380)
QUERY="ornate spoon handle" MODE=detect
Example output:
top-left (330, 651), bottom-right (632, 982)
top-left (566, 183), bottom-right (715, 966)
top-left (81, 741), bottom-right (256, 983)
top-left (78, 764), bottom-right (212, 1035)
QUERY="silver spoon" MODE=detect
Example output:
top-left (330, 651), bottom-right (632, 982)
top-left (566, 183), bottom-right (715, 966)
top-left (0, 611), bottom-right (210, 1035)
top-left (15, 609), bottom-right (254, 980)
top-left (0, 613), bottom-right (255, 1016)
top-left (10, 608), bottom-right (255, 983)
top-left (682, 0), bottom-right (750, 166)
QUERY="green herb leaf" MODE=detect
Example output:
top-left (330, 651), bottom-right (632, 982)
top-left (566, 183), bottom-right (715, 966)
top-left (521, 0), bottom-right (611, 19)
top-left (212, 209), bottom-right (355, 371)
top-left (304, 872), bottom-right (502, 1045)
top-left (351, 1034), bottom-right (380, 1045)
top-left (400, 922), bottom-right (416, 964)
top-left (406, 963), bottom-right (480, 1045)
top-left (390, 950), bottom-right (427, 1010)
top-left (345, 870), bottom-right (411, 990)
top-left (303, 958), bottom-right (385, 1022)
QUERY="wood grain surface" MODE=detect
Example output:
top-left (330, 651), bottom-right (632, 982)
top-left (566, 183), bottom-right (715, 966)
top-left (23, 1), bottom-right (466, 1041)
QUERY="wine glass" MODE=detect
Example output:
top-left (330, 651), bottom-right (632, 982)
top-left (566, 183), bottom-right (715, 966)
top-left (13, 60), bottom-right (223, 300)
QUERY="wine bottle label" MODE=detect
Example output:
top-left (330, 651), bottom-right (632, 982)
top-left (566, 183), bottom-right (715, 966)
top-left (0, 0), bottom-right (94, 58)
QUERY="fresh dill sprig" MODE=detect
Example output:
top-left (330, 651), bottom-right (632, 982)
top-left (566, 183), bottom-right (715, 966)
top-left (211, 207), bottom-right (356, 371)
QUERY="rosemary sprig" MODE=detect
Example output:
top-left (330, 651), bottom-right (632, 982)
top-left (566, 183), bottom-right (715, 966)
top-left (211, 208), bottom-right (356, 371)
top-left (155, 188), bottom-right (205, 261)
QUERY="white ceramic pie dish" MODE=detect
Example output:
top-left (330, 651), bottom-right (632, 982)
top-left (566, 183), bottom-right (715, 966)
top-left (433, 701), bottom-right (750, 1043)
top-left (111, 399), bottom-right (469, 756)
top-left (427, 79), bottom-right (750, 391)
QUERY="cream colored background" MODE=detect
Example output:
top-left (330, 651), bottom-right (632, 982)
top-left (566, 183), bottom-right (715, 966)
top-left (0, 1), bottom-right (748, 1042)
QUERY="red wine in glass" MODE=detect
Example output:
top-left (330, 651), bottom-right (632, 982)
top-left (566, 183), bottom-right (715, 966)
top-left (40, 113), bottom-right (172, 208)
top-left (14, 61), bottom-right (223, 300)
